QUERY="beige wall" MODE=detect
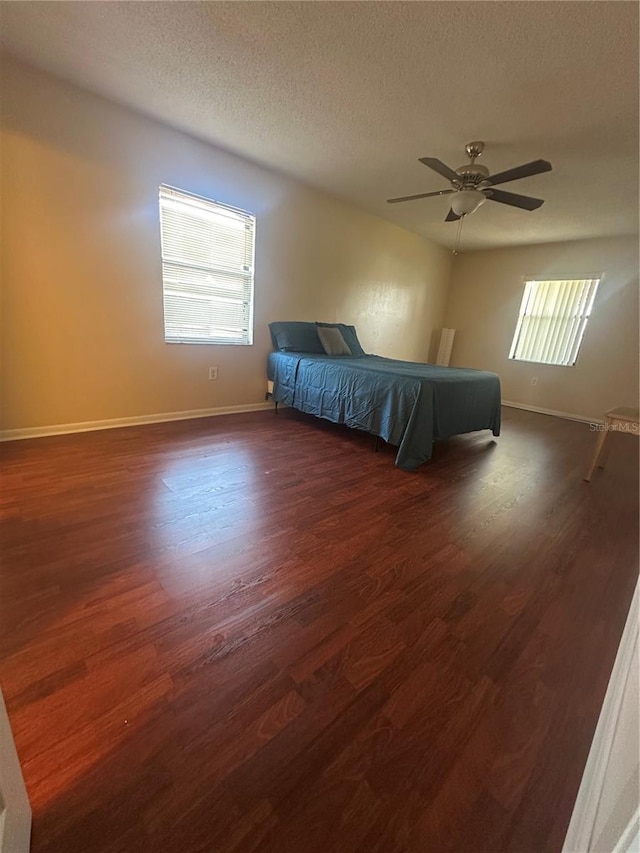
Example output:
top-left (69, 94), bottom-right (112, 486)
top-left (444, 237), bottom-right (639, 420)
top-left (0, 56), bottom-right (451, 432)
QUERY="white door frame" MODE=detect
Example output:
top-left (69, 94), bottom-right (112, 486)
top-left (0, 689), bottom-right (31, 853)
top-left (563, 581), bottom-right (639, 853)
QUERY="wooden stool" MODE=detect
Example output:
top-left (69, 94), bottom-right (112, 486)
top-left (584, 407), bottom-right (640, 481)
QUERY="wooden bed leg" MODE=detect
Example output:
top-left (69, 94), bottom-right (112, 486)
top-left (374, 435), bottom-right (380, 452)
top-left (265, 391), bottom-right (278, 414)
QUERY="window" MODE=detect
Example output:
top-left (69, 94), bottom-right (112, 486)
top-left (509, 277), bottom-right (600, 367)
top-left (159, 185), bottom-right (255, 345)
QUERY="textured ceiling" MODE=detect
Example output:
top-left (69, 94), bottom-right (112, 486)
top-left (1, 1), bottom-right (638, 250)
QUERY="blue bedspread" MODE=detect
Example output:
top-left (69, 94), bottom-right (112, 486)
top-left (267, 352), bottom-right (501, 471)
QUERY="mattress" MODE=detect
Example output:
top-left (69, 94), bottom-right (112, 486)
top-left (267, 351), bottom-right (501, 471)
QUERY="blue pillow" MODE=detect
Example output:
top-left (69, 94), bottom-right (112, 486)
top-left (315, 322), bottom-right (365, 355)
top-left (269, 321), bottom-right (324, 353)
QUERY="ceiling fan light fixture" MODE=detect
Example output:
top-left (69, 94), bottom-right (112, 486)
top-left (451, 189), bottom-right (486, 217)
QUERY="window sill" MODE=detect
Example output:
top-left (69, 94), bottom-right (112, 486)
top-left (165, 339), bottom-right (254, 346)
top-left (509, 357), bottom-right (576, 367)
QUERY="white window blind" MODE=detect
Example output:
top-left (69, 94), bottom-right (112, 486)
top-left (509, 277), bottom-right (600, 367)
top-left (159, 185), bottom-right (255, 345)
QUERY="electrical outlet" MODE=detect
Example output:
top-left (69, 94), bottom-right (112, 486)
top-left (208, 367), bottom-right (218, 381)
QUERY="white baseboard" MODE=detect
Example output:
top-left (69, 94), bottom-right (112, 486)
top-left (1, 399), bottom-right (598, 442)
top-left (502, 400), bottom-right (601, 425)
top-left (0, 402), bottom-right (274, 442)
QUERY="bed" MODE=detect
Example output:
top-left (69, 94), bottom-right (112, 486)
top-left (267, 322), bottom-right (501, 472)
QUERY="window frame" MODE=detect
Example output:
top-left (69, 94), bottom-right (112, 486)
top-left (508, 274), bottom-right (602, 368)
top-left (159, 185), bottom-right (256, 347)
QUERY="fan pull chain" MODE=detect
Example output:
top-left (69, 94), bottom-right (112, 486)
top-left (452, 214), bottom-right (465, 255)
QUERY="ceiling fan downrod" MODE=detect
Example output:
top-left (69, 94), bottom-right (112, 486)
top-left (464, 141), bottom-right (485, 164)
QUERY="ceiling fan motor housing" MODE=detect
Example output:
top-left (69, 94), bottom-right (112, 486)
top-left (454, 163), bottom-right (489, 188)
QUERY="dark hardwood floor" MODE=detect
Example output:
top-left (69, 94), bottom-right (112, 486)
top-left (0, 406), bottom-right (637, 853)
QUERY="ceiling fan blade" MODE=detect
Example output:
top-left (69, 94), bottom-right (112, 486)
top-left (484, 188), bottom-right (544, 210)
top-left (445, 208), bottom-right (461, 222)
top-left (386, 189), bottom-right (454, 204)
top-left (485, 159), bottom-right (552, 186)
top-left (419, 157), bottom-right (460, 183)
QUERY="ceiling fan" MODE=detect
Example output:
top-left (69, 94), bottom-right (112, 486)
top-left (387, 142), bottom-right (552, 220)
